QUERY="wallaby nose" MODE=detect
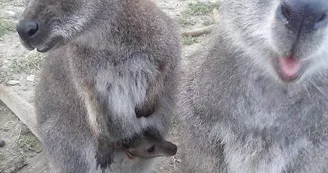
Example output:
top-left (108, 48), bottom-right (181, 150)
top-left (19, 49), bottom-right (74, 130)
top-left (278, 0), bottom-right (328, 33)
top-left (16, 20), bottom-right (39, 42)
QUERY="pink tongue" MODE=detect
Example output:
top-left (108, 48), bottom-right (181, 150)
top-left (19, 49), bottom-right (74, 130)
top-left (278, 56), bottom-right (301, 79)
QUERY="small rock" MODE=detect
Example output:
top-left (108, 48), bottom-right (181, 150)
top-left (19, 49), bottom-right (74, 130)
top-left (6, 80), bottom-right (20, 86)
top-left (2, 128), bottom-right (9, 132)
top-left (4, 11), bottom-right (16, 17)
top-left (174, 158), bottom-right (182, 163)
top-left (26, 75), bottom-right (35, 82)
top-left (10, 158), bottom-right (28, 172)
top-left (0, 140), bottom-right (5, 148)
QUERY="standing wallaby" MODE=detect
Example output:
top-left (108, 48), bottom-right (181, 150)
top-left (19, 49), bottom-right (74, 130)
top-left (16, 0), bottom-right (180, 172)
top-left (179, 0), bottom-right (328, 173)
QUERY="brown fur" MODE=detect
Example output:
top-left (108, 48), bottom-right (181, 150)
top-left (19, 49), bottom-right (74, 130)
top-left (17, 0), bottom-right (181, 172)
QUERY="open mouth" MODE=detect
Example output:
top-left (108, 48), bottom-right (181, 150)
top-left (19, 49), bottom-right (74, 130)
top-left (36, 37), bottom-right (61, 52)
top-left (20, 36), bottom-right (62, 53)
top-left (275, 54), bottom-right (303, 82)
top-left (19, 38), bottom-right (35, 51)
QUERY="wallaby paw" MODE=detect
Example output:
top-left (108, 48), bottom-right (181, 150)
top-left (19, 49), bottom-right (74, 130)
top-left (95, 146), bottom-right (114, 172)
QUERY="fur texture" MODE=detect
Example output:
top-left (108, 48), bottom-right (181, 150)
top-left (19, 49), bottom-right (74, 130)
top-left (18, 0), bottom-right (180, 172)
top-left (179, 0), bottom-right (328, 173)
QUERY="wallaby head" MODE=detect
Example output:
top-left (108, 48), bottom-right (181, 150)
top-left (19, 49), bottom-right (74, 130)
top-left (219, 0), bottom-right (328, 83)
top-left (120, 130), bottom-right (177, 159)
top-left (16, 0), bottom-right (107, 52)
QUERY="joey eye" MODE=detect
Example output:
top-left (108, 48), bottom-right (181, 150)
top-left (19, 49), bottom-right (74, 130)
top-left (147, 145), bottom-right (155, 153)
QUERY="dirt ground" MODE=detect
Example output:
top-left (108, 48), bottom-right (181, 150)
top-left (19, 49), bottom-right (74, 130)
top-left (0, 0), bottom-right (218, 172)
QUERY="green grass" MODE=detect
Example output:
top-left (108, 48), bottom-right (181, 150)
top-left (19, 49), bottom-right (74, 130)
top-left (178, 15), bottom-right (196, 26)
top-left (17, 134), bottom-right (40, 152)
top-left (9, 52), bottom-right (44, 74)
top-left (0, 18), bottom-right (15, 38)
top-left (179, 1), bottom-right (219, 27)
top-left (183, 36), bottom-right (198, 45)
top-left (184, 1), bottom-right (219, 16)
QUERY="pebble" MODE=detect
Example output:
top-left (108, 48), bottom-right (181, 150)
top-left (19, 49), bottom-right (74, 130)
top-left (174, 158), bottom-right (181, 163)
top-left (26, 75), bottom-right (35, 82)
top-left (0, 140), bottom-right (5, 148)
top-left (6, 80), bottom-right (20, 86)
top-left (4, 11), bottom-right (16, 17)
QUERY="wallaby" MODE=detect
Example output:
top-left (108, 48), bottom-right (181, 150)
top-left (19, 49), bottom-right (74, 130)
top-left (16, 0), bottom-right (180, 172)
top-left (117, 128), bottom-right (177, 160)
top-left (179, 0), bottom-right (328, 173)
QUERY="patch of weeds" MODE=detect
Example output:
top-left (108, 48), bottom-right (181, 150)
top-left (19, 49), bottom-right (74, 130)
top-left (184, 1), bottom-right (219, 16)
top-left (183, 36), bottom-right (198, 45)
top-left (178, 14), bottom-right (197, 26)
top-left (17, 134), bottom-right (40, 153)
top-left (0, 18), bottom-right (15, 38)
top-left (9, 52), bottom-right (44, 74)
top-left (203, 17), bottom-right (214, 26)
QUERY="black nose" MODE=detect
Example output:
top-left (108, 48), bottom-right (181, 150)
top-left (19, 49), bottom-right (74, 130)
top-left (278, 0), bottom-right (328, 33)
top-left (16, 20), bottom-right (39, 42)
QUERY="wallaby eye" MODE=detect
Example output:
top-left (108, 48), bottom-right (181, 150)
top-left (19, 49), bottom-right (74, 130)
top-left (147, 145), bottom-right (155, 153)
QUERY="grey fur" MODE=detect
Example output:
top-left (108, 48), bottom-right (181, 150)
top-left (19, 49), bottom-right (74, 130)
top-left (179, 0), bottom-right (328, 173)
top-left (17, 0), bottom-right (180, 172)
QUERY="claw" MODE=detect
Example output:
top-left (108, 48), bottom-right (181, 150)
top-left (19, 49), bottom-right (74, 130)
top-left (95, 144), bottom-right (115, 172)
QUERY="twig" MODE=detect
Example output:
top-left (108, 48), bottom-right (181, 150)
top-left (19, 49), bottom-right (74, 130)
top-left (181, 25), bottom-right (215, 37)
top-left (0, 84), bottom-right (40, 140)
top-left (181, 8), bottom-right (219, 37)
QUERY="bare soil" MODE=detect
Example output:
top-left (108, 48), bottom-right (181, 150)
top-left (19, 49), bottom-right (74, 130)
top-left (0, 0), bottom-right (217, 172)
